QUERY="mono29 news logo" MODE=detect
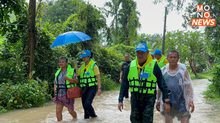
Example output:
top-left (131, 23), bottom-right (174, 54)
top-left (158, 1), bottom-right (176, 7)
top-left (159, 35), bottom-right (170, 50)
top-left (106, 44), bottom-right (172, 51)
top-left (191, 4), bottom-right (216, 27)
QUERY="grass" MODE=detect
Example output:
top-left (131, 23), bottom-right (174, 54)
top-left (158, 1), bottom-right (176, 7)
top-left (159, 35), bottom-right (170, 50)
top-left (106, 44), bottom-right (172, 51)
top-left (204, 83), bottom-right (220, 103)
top-left (196, 70), bottom-right (220, 103)
top-left (190, 70), bottom-right (213, 80)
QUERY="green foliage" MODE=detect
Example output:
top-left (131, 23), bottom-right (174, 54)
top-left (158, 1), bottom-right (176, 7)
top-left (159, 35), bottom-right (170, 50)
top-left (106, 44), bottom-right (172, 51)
top-left (63, 3), bottom-right (106, 46)
top-left (208, 64), bottom-right (220, 98)
top-left (180, 0), bottom-right (220, 100)
top-left (34, 29), bottom-right (55, 81)
top-left (107, 44), bottom-right (135, 59)
top-left (0, 0), bottom-right (28, 43)
top-left (119, 0), bottom-right (141, 45)
top-left (42, 0), bottom-right (83, 23)
top-left (41, 0), bottom-right (106, 49)
top-left (101, 74), bottom-right (120, 91)
top-left (190, 70), bottom-right (213, 80)
top-left (0, 106), bottom-right (7, 113)
top-left (136, 33), bottom-right (163, 52)
top-left (104, 0), bottom-right (140, 45)
top-left (104, 0), bottom-right (121, 45)
top-left (0, 79), bottom-right (50, 111)
top-left (92, 44), bottom-right (135, 82)
top-left (204, 75), bottom-right (220, 102)
top-left (93, 46), bottom-right (121, 82)
top-left (0, 39), bottom-right (26, 84)
top-left (164, 31), bottom-right (210, 75)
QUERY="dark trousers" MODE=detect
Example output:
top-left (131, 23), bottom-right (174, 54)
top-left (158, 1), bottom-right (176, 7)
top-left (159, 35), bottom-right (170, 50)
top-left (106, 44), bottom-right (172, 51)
top-left (130, 93), bottom-right (156, 123)
top-left (81, 86), bottom-right (97, 118)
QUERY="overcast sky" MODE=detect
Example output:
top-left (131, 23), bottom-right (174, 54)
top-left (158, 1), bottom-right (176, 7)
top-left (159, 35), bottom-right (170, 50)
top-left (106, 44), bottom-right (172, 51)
top-left (31, 0), bottom-right (201, 34)
top-left (87, 0), bottom-right (197, 34)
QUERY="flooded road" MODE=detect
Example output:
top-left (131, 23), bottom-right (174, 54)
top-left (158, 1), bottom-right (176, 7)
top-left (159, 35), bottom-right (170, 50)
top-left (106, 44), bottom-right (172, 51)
top-left (0, 79), bottom-right (220, 123)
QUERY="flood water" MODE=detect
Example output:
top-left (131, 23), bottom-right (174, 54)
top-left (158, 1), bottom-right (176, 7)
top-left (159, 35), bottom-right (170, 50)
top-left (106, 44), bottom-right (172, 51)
top-left (0, 79), bottom-right (220, 123)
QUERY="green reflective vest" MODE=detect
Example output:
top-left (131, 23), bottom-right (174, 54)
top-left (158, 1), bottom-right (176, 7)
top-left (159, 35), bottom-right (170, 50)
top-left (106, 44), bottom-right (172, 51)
top-left (128, 59), bottom-right (157, 94)
top-left (55, 64), bottom-right (76, 88)
top-left (79, 59), bottom-right (97, 87)
top-left (157, 55), bottom-right (166, 68)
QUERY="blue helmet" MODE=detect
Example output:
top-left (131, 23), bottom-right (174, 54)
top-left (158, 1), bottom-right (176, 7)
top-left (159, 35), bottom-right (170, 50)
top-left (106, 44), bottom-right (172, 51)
top-left (80, 50), bottom-right (91, 58)
top-left (154, 49), bottom-right (162, 55)
top-left (135, 42), bottom-right (148, 52)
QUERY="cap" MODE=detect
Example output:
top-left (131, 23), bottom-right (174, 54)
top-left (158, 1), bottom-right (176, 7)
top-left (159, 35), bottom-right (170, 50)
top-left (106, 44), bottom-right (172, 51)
top-left (154, 49), bottom-right (162, 55)
top-left (135, 42), bottom-right (148, 52)
top-left (80, 50), bottom-right (91, 58)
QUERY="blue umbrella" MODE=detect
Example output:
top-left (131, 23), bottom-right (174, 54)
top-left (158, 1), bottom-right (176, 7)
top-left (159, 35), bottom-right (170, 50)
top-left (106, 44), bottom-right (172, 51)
top-left (50, 31), bottom-right (92, 48)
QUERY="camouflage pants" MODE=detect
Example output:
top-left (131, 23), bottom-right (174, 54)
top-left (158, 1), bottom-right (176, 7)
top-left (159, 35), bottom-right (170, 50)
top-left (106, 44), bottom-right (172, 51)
top-left (130, 93), bottom-right (156, 123)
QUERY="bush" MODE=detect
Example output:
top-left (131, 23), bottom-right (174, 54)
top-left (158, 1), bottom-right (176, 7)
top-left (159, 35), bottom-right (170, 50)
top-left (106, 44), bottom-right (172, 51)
top-left (204, 64), bottom-right (220, 101)
top-left (93, 46), bottom-right (121, 82)
top-left (107, 44), bottom-right (135, 59)
top-left (0, 40), bottom-right (26, 84)
top-left (93, 44), bottom-right (135, 82)
top-left (0, 79), bottom-right (50, 111)
top-left (101, 74), bottom-right (120, 91)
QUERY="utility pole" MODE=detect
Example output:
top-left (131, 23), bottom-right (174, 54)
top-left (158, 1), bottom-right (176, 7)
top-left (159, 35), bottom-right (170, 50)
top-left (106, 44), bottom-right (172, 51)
top-left (162, 6), bottom-right (167, 54)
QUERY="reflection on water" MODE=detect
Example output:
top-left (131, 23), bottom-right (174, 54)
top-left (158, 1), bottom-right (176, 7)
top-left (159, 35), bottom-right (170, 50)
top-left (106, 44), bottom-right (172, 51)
top-left (0, 79), bottom-right (220, 123)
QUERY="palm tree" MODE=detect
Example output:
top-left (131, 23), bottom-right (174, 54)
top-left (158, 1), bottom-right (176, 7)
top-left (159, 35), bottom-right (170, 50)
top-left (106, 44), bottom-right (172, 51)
top-left (118, 0), bottom-right (140, 45)
top-left (104, 0), bottom-right (122, 44)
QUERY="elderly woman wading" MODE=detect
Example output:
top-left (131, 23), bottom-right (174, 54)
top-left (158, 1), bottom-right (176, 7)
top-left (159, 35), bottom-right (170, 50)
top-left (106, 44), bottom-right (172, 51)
top-left (53, 56), bottom-right (78, 121)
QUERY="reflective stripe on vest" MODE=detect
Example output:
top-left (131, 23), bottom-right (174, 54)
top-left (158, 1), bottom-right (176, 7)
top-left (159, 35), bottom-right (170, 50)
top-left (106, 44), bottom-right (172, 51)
top-left (158, 55), bottom-right (166, 68)
top-left (128, 59), bottom-right (157, 94)
top-left (79, 59), bottom-right (97, 87)
top-left (55, 64), bottom-right (76, 89)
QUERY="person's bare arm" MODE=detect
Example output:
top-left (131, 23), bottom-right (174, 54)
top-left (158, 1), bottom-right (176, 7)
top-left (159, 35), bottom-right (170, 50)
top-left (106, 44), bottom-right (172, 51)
top-left (119, 71), bottom-right (123, 83)
top-left (184, 70), bottom-right (194, 113)
top-left (96, 74), bottom-right (101, 95)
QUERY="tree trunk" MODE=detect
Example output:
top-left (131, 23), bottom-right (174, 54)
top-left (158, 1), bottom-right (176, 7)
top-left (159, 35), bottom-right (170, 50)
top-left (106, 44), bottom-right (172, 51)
top-left (189, 59), bottom-right (197, 77)
top-left (27, 0), bottom-right (36, 79)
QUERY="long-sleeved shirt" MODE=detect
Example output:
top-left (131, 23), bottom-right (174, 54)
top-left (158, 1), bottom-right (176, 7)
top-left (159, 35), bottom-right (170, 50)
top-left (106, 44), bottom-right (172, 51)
top-left (118, 61), bottom-right (169, 103)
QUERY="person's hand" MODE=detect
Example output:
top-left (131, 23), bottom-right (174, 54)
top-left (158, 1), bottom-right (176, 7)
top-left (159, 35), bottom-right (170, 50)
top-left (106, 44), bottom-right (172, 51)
top-left (97, 88), bottom-right (101, 96)
top-left (156, 101), bottom-right (160, 112)
top-left (189, 101), bottom-right (195, 113)
top-left (164, 103), bottom-right (170, 113)
top-left (70, 79), bottom-right (78, 84)
top-left (119, 79), bottom-right (122, 83)
top-left (64, 76), bottom-right (69, 81)
top-left (118, 102), bottom-right (123, 112)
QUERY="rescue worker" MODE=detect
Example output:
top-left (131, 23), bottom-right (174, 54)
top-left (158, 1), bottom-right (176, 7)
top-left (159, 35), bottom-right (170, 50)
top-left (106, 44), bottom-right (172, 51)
top-left (53, 56), bottom-right (78, 121)
top-left (118, 42), bottom-right (171, 123)
top-left (153, 49), bottom-right (168, 68)
top-left (78, 50), bottom-right (101, 119)
top-left (119, 53), bottom-right (131, 98)
top-left (156, 50), bottom-right (195, 123)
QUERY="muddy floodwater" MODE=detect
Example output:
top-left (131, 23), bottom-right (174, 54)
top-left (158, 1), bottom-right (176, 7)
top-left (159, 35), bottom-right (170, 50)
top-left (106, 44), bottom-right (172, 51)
top-left (0, 79), bottom-right (220, 123)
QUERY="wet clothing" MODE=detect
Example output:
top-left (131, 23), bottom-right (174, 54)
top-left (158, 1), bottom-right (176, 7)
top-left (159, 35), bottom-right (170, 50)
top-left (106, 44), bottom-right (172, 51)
top-left (81, 86), bottom-right (97, 119)
top-left (159, 63), bottom-right (193, 120)
top-left (164, 72), bottom-right (187, 111)
top-left (119, 54), bottom-right (170, 123)
top-left (53, 70), bottom-right (75, 111)
top-left (78, 59), bottom-right (100, 119)
top-left (121, 61), bottom-right (131, 98)
top-left (162, 105), bottom-right (190, 120)
top-left (121, 61), bottom-right (131, 76)
top-left (130, 93), bottom-right (156, 123)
